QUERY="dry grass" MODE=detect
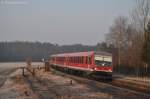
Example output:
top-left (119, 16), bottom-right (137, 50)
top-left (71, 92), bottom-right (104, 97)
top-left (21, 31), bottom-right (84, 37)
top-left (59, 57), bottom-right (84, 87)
top-left (0, 69), bottom-right (38, 99)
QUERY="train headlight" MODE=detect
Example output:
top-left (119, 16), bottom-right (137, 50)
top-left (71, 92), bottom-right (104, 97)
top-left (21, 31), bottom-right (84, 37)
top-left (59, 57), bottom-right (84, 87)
top-left (94, 67), bottom-right (97, 70)
top-left (108, 69), bottom-right (112, 72)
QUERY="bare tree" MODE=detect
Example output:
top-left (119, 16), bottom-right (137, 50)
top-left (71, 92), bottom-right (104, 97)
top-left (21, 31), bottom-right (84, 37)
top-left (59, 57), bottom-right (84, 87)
top-left (106, 16), bottom-right (128, 47)
top-left (106, 16), bottom-right (129, 72)
top-left (105, 0), bottom-right (150, 76)
top-left (131, 0), bottom-right (150, 38)
top-left (130, 0), bottom-right (150, 76)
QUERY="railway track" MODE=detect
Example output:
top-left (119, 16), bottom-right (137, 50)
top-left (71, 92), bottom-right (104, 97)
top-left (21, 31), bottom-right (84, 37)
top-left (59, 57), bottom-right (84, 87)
top-left (51, 68), bottom-right (150, 98)
top-left (51, 66), bottom-right (150, 94)
top-left (24, 67), bottom-right (150, 99)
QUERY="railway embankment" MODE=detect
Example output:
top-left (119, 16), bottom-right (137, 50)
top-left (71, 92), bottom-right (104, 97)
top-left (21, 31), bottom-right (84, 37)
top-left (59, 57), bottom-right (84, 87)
top-left (23, 67), bottom-right (115, 99)
top-left (0, 62), bottom-right (150, 99)
top-left (22, 66), bottom-right (150, 99)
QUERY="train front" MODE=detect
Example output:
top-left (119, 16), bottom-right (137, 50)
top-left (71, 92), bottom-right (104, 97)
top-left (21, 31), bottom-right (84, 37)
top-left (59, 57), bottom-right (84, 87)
top-left (92, 52), bottom-right (113, 79)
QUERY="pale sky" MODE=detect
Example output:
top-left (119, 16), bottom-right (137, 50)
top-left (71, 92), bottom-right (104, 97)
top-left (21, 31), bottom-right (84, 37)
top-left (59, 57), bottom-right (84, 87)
top-left (0, 0), bottom-right (135, 45)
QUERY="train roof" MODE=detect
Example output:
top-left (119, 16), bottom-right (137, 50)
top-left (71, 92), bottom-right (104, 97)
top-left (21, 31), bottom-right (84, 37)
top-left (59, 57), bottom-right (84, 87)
top-left (94, 51), bottom-right (112, 56)
top-left (51, 51), bottom-right (112, 57)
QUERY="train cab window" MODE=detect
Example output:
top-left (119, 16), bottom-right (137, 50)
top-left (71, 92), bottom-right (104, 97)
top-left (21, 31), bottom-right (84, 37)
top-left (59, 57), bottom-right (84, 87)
top-left (95, 55), bottom-right (112, 66)
top-left (95, 60), bottom-right (112, 66)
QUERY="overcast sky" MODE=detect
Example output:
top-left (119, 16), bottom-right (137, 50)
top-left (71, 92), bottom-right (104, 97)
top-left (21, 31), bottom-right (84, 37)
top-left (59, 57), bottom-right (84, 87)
top-left (0, 0), bottom-right (135, 45)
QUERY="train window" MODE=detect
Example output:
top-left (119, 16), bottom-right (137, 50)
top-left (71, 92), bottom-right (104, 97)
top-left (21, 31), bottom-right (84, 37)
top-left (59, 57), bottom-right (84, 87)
top-left (74, 57), bottom-right (76, 63)
top-left (70, 57), bottom-right (72, 63)
top-left (73, 57), bottom-right (74, 63)
top-left (75, 57), bottom-right (77, 63)
top-left (68, 57), bottom-right (70, 62)
top-left (85, 57), bottom-right (88, 64)
top-left (69, 57), bottom-right (71, 63)
top-left (76, 57), bottom-right (77, 63)
top-left (80, 57), bottom-right (82, 63)
top-left (88, 57), bottom-right (91, 64)
top-left (78, 57), bottom-right (80, 63)
top-left (72, 57), bottom-right (73, 63)
top-left (82, 56), bottom-right (84, 63)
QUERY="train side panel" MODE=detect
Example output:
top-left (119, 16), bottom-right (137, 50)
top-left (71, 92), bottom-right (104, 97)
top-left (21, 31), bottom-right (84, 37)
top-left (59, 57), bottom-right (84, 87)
top-left (50, 51), bottom-right (113, 78)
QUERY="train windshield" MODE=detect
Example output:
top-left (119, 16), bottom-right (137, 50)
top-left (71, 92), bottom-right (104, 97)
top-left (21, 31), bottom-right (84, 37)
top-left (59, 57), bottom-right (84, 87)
top-left (95, 55), bottom-right (112, 66)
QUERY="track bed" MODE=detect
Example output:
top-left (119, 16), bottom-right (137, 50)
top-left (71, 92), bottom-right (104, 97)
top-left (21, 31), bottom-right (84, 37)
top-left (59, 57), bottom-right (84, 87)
top-left (23, 67), bottom-right (150, 99)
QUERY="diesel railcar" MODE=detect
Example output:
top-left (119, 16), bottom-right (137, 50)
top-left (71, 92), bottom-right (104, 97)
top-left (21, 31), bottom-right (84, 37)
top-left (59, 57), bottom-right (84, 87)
top-left (50, 51), bottom-right (113, 79)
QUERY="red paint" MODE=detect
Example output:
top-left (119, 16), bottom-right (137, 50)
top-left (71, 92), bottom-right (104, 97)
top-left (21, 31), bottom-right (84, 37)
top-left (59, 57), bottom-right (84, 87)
top-left (50, 51), bottom-right (113, 73)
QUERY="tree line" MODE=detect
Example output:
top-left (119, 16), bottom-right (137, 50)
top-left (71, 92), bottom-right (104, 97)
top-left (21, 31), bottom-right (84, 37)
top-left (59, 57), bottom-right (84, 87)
top-left (0, 41), bottom-right (113, 62)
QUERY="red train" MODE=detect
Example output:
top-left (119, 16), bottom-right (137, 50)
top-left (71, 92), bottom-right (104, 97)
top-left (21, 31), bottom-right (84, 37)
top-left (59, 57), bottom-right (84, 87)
top-left (50, 51), bottom-right (113, 79)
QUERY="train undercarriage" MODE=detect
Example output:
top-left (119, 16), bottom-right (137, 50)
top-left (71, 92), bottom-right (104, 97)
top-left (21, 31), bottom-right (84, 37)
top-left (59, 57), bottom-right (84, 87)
top-left (50, 64), bottom-right (112, 81)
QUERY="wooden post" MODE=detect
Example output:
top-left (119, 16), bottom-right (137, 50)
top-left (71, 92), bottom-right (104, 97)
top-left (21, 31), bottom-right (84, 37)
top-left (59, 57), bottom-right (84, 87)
top-left (70, 80), bottom-right (73, 85)
top-left (22, 67), bottom-right (25, 76)
top-left (45, 61), bottom-right (50, 71)
top-left (32, 68), bottom-right (35, 76)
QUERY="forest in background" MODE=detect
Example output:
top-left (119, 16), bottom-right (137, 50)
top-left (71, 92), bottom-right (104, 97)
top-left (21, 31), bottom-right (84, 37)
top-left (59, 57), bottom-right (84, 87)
top-left (0, 41), bottom-right (114, 62)
top-left (105, 0), bottom-right (150, 76)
